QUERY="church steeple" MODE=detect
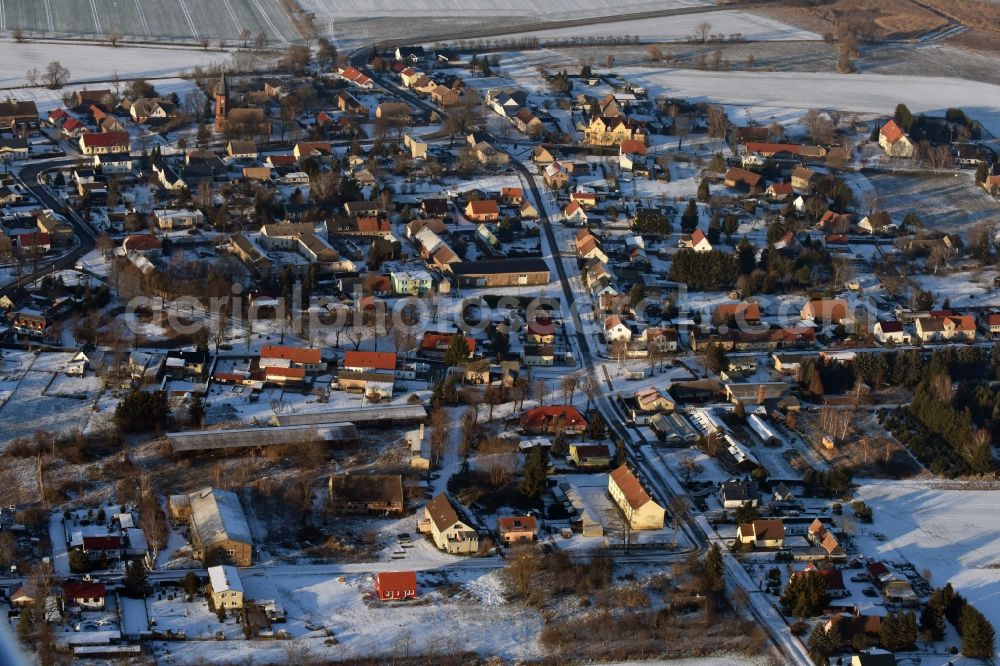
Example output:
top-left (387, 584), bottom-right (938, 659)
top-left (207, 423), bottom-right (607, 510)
top-left (214, 71), bottom-right (229, 133)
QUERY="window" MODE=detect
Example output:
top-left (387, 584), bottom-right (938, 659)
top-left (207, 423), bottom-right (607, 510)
top-left (226, 549), bottom-right (235, 556)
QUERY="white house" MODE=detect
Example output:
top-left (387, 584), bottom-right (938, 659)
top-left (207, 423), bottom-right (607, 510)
top-left (604, 315), bottom-right (632, 342)
top-left (155, 209), bottom-right (204, 230)
top-left (417, 493), bottom-right (479, 555)
top-left (873, 320), bottom-right (910, 345)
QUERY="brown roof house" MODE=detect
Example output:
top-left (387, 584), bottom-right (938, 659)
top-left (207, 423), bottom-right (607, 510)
top-left (328, 474), bottom-right (404, 515)
top-left (417, 493), bottom-right (479, 555)
top-left (737, 518), bottom-right (785, 548)
top-left (608, 464), bottom-right (665, 530)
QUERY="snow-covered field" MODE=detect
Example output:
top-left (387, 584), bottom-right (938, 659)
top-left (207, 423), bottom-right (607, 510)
top-left (501, 10), bottom-right (820, 43)
top-left (856, 479), bottom-right (1000, 656)
top-left (306, 0), bottom-right (713, 20)
top-left (1, 0), bottom-right (298, 41)
top-left (0, 40), bottom-right (228, 91)
top-left (617, 67), bottom-right (1000, 136)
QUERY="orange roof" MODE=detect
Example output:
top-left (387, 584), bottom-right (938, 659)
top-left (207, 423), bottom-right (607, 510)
top-left (610, 464), bottom-right (653, 510)
top-left (420, 333), bottom-right (475, 354)
top-left (497, 516), bottom-right (538, 533)
top-left (620, 139), bottom-right (647, 156)
top-left (357, 217), bottom-right (390, 233)
top-left (343, 351), bottom-right (396, 372)
top-left (466, 199), bottom-right (499, 216)
top-left (265, 366), bottom-right (307, 379)
top-left (690, 229), bottom-right (709, 245)
top-left (880, 119), bottom-right (906, 144)
top-left (501, 187), bottom-right (523, 198)
top-left (714, 302), bottom-right (760, 322)
top-left (260, 345), bottom-right (322, 365)
top-left (564, 201), bottom-right (585, 217)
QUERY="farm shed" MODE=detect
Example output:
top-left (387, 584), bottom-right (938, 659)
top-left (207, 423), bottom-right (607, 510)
top-left (272, 404), bottom-right (427, 427)
top-left (166, 423), bottom-right (357, 452)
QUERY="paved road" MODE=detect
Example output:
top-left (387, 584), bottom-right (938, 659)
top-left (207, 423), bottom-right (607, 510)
top-left (3, 157), bottom-right (95, 299)
top-left (351, 46), bottom-right (812, 665)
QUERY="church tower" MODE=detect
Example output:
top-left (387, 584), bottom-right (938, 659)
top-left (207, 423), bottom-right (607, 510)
top-left (214, 71), bottom-right (229, 133)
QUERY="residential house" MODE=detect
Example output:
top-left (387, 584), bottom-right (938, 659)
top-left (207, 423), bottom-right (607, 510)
top-left (260, 345), bottom-right (323, 372)
top-left (790, 165), bottom-right (815, 192)
top-left (712, 302), bottom-right (761, 328)
top-left (800, 299), bottom-right (850, 325)
top-left (878, 119), bottom-right (913, 158)
top-left (464, 199), bottom-right (500, 222)
top-left (619, 139), bottom-right (648, 170)
top-left (680, 229), bottom-right (713, 253)
top-left (79, 131), bottom-right (130, 155)
top-left (0, 138), bottom-right (29, 161)
top-left (391, 270), bottom-right (434, 295)
top-left (737, 518), bottom-right (785, 548)
top-left (915, 313), bottom-right (976, 342)
top-left (873, 320), bottom-right (910, 344)
top-left (0, 99), bottom-right (39, 131)
top-left (207, 565), bottom-right (244, 610)
top-left (497, 516), bottom-right (538, 545)
top-left (155, 209), bottom-right (204, 230)
top-left (569, 443), bottom-right (612, 470)
top-left (858, 211), bottom-right (898, 235)
top-left (376, 102), bottom-right (411, 122)
top-left (608, 464), bottom-right (665, 530)
top-left (720, 480), bottom-right (759, 509)
top-left (564, 200), bottom-right (589, 223)
top-left (724, 167), bottom-right (762, 192)
top-left (62, 582), bottom-right (106, 611)
top-left (520, 405), bottom-right (587, 435)
top-left (584, 115), bottom-right (644, 146)
top-left (375, 572), bottom-right (418, 601)
top-left (417, 493), bottom-right (479, 555)
top-left (604, 315), bottom-right (632, 342)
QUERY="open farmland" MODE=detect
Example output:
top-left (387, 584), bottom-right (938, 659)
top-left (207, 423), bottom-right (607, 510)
top-left (303, 0), bottom-right (713, 20)
top-left (866, 172), bottom-right (1000, 234)
top-left (0, 0), bottom-right (300, 42)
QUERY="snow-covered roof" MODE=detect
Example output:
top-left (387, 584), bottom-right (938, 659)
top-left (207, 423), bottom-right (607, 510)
top-left (187, 488), bottom-right (252, 547)
top-left (207, 565), bottom-right (243, 595)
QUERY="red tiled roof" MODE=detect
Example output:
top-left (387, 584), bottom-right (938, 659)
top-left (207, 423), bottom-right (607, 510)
top-left (880, 119), bottom-right (906, 144)
top-left (375, 571), bottom-right (417, 593)
top-left (497, 516), bottom-right (538, 533)
top-left (63, 581), bottom-right (106, 600)
top-left (81, 131), bottom-right (129, 148)
top-left (343, 351), bottom-right (397, 372)
top-left (265, 366), bottom-right (307, 379)
top-left (466, 199), bottom-right (499, 216)
top-left (519, 405), bottom-right (587, 430)
top-left (260, 345), bottom-right (322, 365)
top-left (610, 464), bottom-right (653, 510)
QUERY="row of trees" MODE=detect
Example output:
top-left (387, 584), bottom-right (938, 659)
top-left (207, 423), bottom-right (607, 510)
top-left (921, 584), bottom-right (995, 658)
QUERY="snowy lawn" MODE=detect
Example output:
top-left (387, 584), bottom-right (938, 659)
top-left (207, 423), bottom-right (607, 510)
top-left (856, 479), bottom-right (1000, 659)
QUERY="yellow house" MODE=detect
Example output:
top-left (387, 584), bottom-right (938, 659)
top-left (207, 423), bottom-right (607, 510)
top-left (584, 116), bottom-right (645, 147)
top-left (207, 565), bottom-right (244, 611)
top-left (737, 518), bottom-right (785, 548)
top-left (608, 464), bottom-right (665, 530)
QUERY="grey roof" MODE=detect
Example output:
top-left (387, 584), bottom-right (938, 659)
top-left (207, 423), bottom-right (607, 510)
top-left (188, 487), bottom-right (252, 547)
top-left (273, 404), bottom-right (427, 427)
top-left (167, 423), bottom-right (357, 452)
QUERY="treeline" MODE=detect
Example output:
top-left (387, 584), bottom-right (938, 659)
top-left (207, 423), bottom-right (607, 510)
top-left (668, 249), bottom-right (738, 290)
top-left (921, 584), bottom-right (995, 658)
